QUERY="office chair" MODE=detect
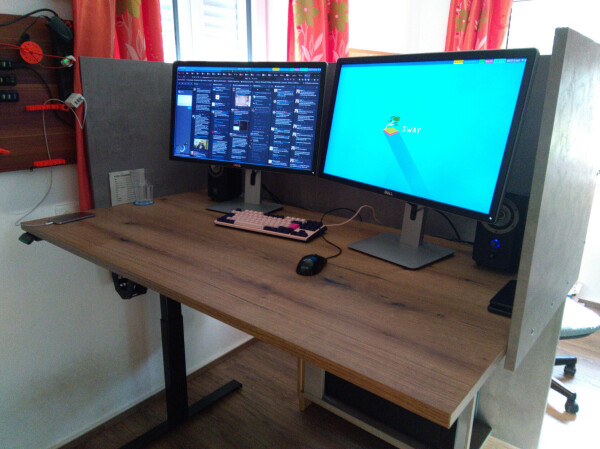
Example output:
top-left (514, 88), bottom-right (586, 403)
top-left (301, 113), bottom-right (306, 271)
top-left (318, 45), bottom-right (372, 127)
top-left (551, 298), bottom-right (600, 414)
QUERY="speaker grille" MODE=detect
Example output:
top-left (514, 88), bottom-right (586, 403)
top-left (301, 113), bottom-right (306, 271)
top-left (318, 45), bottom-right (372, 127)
top-left (483, 198), bottom-right (520, 234)
top-left (473, 193), bottom-right (528, 273)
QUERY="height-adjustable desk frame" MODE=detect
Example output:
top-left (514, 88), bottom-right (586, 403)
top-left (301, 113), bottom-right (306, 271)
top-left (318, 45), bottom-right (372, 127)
top-left (109, 272), bottom-right (244, 445)
top-left (120, 294), bottom-right (242, 448)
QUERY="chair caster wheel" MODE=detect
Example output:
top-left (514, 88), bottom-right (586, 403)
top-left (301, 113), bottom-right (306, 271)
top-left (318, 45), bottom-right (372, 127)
top-left (565, 399), bottom-right (579, 414)
top-left (564, 365), bottom-right (576, 376)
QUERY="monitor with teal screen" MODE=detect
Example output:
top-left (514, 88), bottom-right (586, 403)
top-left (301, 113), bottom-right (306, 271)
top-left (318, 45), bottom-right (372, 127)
top-left (320, 49), bottom-right (538, 269)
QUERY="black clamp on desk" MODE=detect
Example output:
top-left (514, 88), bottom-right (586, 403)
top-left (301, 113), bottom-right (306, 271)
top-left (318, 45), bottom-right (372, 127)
top-left (112, 273), bottom-right (148, 299)
top-left (18, 232), bottom-right (42, 245)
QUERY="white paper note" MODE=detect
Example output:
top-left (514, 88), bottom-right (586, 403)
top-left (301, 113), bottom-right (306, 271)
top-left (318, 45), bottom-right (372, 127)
top-left (108, 169), bottom-right (145, 206)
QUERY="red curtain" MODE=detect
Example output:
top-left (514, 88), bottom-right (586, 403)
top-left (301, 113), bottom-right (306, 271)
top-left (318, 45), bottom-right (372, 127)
top-left (445, 0), bottom-right (513, 51)
top-left (115, 0), bottom-right (164, 61)
top-left (287, 0), bottom-right (349, 62)
top-left (71, 0), bottom-right (164, 211)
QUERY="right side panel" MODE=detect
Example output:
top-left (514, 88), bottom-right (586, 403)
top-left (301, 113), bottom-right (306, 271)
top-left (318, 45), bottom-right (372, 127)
top-left (508, 28), bottom-right (600, 371)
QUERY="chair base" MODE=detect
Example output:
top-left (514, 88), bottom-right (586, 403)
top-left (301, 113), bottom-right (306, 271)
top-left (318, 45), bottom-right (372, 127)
top-left (552, 355), bottom-right (578, 414)
top-left (555, 354), bottom-right (577, 375)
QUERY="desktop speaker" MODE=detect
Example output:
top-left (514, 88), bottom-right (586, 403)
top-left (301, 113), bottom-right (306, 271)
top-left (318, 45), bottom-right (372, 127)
top-left (207, 165), bottom-right (242, 202)
top-left (472, 193), bottom-right (529, 273)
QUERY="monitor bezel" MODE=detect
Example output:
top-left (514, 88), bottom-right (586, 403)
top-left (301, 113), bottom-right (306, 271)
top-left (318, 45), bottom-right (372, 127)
top-left (169, 60), bottom-right (328, 176)
top-left (319, 48), bottom-right (538, 223)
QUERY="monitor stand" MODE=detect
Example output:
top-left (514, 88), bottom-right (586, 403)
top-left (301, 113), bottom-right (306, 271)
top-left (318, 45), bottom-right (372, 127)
top-left (206, 169), bottom-right (282, 214)
top-left (349, 203), bottom-right (455, 270)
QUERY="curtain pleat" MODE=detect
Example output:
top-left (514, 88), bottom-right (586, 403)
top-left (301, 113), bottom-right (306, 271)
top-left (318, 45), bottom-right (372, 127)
top-left (287, 0), bottom-right (349, 62)
top-left (71, 0), bottom-right (164, 211)
top-left (445, 0), bottom-right (513, 51)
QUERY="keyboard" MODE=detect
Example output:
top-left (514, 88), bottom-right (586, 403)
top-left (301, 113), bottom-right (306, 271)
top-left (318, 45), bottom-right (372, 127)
top-left (214, 209), bottom-right (326, 242)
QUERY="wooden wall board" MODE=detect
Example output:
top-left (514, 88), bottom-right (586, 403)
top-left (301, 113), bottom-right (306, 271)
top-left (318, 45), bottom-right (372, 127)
top-left (0, 13), bottom-right (76, 173)
top-left (506, 28), bottom-right (600, 370)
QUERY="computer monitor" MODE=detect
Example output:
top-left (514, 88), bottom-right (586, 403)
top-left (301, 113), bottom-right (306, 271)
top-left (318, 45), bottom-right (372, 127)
top-left (320, 49), bottom-right (538, 269)
top-left (170, 61), bottom-right (327, 213)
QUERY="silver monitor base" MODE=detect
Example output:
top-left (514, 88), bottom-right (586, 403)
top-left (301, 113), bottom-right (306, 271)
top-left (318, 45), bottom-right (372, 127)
top-left (206, 170), bottom-right (282, 214)
top-left (349, 232), bottom-right (454, 270)
top-left (206, 199), bottom-right (282, 214)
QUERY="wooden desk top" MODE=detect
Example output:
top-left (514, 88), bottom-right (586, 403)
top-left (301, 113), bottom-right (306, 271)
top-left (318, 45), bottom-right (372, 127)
top-left (23, 192), bottom-right (512, 428)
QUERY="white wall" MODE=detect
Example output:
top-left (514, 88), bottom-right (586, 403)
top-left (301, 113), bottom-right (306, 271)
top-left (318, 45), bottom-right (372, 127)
top-left (0, 2), bottom-right (250, 449)
top-left (350, 0), bottom-right (449, 54)
top-left (579, 180), bottom-right (600, 301)
top-left (0, 0), bottom-right (72, 18)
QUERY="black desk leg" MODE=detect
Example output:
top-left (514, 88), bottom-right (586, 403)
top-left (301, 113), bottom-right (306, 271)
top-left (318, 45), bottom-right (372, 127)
top-left (161, 294), bottom-right (190, 425)
top-left (120, 295), bottom-right (242, 449)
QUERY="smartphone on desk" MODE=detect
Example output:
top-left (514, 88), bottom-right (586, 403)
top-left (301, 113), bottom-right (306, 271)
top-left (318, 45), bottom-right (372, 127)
top-left (488, 279), bottom-right (517, 317)
top-left (51, 211), bottom-right (95, 224)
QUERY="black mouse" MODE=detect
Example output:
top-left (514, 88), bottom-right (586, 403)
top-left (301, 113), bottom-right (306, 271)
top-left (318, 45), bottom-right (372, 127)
top-left (296, 254), bottom-right (327, 276)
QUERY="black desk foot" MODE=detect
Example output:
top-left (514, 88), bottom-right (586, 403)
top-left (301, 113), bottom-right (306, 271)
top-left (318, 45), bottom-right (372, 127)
top-left (120, 380), bottom-right (242, 449)
top-left (119, 294), bottom-right (242, 449)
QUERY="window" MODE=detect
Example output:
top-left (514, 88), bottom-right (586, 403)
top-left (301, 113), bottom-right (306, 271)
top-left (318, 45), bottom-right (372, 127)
top-left (160, 0), bottom-right (177, 62)
top-left (165, 0), bottom-right (250, 62)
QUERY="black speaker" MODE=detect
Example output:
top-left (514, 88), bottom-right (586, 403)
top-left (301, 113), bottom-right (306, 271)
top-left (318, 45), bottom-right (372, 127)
top-left (207, 165), bottom-right (242, 202)
top-left (472, 193), bottom-right (529, 273)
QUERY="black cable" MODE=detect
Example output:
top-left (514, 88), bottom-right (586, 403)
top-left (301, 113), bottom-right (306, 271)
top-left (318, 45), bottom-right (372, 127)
top-left (434, 209), bottom-right (471, 244)
top-left (261, 183), bottom-right (283, 205)
top-left (19, 15), bottom-right (43, 42)
top-left (14, 63), bottom-right (74, 128)
top-left (316, 207), bottom-right (363, 260)
top-left (0, 9), bottom-right (57, 27)
top-left (321, 234), bottom-right (342, 260)
top-left (16, 63), bottom-right (52, 95)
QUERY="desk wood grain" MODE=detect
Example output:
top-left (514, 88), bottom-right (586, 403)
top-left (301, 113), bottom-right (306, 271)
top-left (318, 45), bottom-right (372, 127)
top-left (22, 192), bottom-right (512, 428)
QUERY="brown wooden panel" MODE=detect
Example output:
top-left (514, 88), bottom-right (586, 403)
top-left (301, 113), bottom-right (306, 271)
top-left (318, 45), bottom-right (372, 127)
top-left (0, 13), bottom-right (76, 173)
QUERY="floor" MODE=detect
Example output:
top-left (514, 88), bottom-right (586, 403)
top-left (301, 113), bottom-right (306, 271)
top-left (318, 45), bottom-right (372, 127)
top-left (66, 320), bottom-right (600, 449)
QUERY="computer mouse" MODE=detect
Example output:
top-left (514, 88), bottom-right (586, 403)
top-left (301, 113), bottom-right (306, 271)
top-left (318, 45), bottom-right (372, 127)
top-left (296, 254), bottom-right (327, 276)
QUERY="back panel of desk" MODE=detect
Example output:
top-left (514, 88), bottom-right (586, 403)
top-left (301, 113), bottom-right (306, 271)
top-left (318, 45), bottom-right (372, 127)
top-left (80, 57), bottom-right (205, 208)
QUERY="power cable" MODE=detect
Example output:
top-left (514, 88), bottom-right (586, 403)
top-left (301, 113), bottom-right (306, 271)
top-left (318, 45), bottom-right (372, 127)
top-left (0, 9), bottom-right (58, 27)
